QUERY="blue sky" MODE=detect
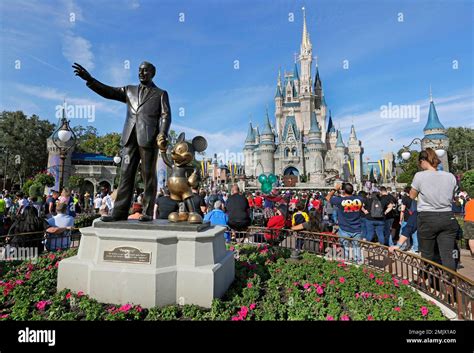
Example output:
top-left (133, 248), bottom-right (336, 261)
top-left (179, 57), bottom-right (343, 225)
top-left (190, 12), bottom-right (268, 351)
top-left (0, 0), bottom-right (472, 162)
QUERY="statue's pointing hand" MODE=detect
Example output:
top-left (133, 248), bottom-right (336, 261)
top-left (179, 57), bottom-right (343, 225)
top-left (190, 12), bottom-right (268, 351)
top-left (72, 62), bottom-right (92, 82)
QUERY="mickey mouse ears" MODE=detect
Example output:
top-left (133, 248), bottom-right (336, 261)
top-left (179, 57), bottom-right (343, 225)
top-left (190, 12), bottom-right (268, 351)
top-left (192, 136), bottom-right (207, 153)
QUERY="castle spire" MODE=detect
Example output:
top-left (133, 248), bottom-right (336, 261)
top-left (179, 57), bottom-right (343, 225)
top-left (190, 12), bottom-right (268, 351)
top-left (245, 122), bottom-right (255, 143)
top-left (262, 107), bottom-right (274, 135)
top-left (301, 7), bottom-right (311, 50)
top-left (336, 130), bottom-right (345, 148)
top-left (350, 124), bottom-right (357, 140)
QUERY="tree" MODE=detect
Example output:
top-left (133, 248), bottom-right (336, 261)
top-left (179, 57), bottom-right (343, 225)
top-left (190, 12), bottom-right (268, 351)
top-left (396, 149), bottom-right (419, 184)
top-left (460, 170), bottom-right (474, 196)
top-left (0, 111), bottom-right (54, 186)
top-left (101, 133), bottom-right (121, 157)
top-left (446, 127), bottom-right (474, 174)
top-left (73, 125), bottom-right (100, 153)
top-left (68, 175), bottom-right (85, 191)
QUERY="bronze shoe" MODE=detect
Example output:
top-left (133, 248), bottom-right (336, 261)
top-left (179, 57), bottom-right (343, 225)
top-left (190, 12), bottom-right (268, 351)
top-left (187, 212), bottom-right (203, 224)
top-left (168, 212), bottom-right (180, 222)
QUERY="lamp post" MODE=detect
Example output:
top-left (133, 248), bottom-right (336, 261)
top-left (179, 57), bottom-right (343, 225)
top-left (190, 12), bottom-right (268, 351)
top-left (401, 137), bottom-right (446, 161)
top-left (113, 153), bottom-right (122, 190)
top-left (52, 105), bottom-right (77, 192)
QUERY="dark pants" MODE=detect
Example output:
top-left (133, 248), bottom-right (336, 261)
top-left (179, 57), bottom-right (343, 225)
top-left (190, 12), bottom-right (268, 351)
top-left (113, 129), bottom-right (158, 218)
top-left (417, 211), bottom-right (459, 271)
top-left (384, 218), bottom-right (394, 246)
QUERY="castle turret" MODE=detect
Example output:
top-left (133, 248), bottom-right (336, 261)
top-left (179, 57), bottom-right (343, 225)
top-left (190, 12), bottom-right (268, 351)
top-left (347, 124), bottom-right (364, 184)
top-left (244, 122), bottom-right (257, 176)
top-left (258, 109), bottom-right (276, 174)
top-left (421, 88), bottom-right (449, 171)
top-left (307, 112), bottom-right (326, 184)
top-left (299, 7), bottom-right (312, 96)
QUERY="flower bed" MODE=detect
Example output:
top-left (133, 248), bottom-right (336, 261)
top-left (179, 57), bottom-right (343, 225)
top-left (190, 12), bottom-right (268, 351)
top-left (0, 245), bottom-right (446, 321)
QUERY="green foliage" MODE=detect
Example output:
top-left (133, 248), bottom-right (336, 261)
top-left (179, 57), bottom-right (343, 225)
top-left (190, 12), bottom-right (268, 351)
top-left (34, 172), bottom-right (55, 188)
top-left (74, 213), bottom-right (100, 228)
top-left (21, 179), bottom-right (35, 195)
top-left (396, 149), bottom-right (419, 184)
top-left (73, 126), bottom-right (121, 157)
top-left (460, 170), bottom-right (474, 196)
top-left (67, 175), bottom-right (85, 191)
top-left (0, 245), bottom-right (446, 321)
top-left (0, 111), bottom-right (54, 183)
top-left (28, 183), bottom-right (42, 198)
top-left (446, 127), bottom-right (474, 174)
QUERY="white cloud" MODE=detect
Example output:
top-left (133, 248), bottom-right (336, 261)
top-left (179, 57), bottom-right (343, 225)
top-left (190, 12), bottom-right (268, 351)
top-left (62, 31), bottom-right (94, 69)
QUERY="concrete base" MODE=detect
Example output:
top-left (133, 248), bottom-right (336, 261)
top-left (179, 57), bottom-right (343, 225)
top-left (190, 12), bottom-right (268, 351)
top-left (57, 220), bottom-right (235, 308)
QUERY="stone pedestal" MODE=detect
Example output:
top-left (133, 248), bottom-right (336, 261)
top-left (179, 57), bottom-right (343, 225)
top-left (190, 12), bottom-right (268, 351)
top-left (57, 220), bottom-right (235, 308)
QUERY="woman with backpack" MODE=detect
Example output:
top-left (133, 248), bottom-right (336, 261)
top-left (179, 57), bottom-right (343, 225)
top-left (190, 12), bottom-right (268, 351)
top-left (362, 191), bottom-right (394, 244)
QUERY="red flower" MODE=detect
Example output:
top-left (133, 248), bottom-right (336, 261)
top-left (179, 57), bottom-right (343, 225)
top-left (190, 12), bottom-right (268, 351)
top-left (402, 279), bottom-right (409, 285)
top-left (77, 291), bottom-right (84, 297)
top-left (66, 292), bottom-right (72, 300)
top-left (394, 307), bottom-right (401, 312)
top-left (36, 300), bottom-right (52, 311)
top-left (15, 280), bottom-right (24, 285)
top-left (339, 277), bottom-right (346, 284)
top-left (367, 315), bottom-right (374, 321)
top-left (25, 272), bottom-right (31, 280)
top-left (249, 303), bottom-right (256, 310)
top-left (0, 314), bottom-right (9, 319)
top-left (420, 306), bottom-right (429, 316)
top-left (119, 304), bottom-right (132, 312)
top-left (340, 315), bottom-right (350, 321)
top-left (303, 283), bottom-right (311, 290)
top-left (369, 273), bottom-right (375, 279)
top-left (48, 254), bottom-right (56, 260)
top-left (316, 286), bottom-right (324, 295)
top-left (247, 282), bottom-right (253, 288)
top-left (55, 262), bottom-right (59, 268)
top-left (326, 315), bottom-right (334, 321)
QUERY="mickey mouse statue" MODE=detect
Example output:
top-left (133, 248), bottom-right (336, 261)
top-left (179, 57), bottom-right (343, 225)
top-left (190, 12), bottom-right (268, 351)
top-left (159, 132), bottom-right (207, 224)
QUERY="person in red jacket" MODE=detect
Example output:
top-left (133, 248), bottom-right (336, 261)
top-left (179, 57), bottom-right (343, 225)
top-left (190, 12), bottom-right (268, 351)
top-left (254, 191), bottom-right (263, 209)
top-left (264, 205), bottom-right (287, 244)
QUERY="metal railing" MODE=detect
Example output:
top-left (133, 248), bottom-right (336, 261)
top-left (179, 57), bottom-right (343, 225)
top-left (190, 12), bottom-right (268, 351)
top-left (229, 227), bottom-right (474, 321)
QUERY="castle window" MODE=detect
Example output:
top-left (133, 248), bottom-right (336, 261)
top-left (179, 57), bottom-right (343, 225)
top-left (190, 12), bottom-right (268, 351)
top-left (284, 147), bottom-right (290, 157)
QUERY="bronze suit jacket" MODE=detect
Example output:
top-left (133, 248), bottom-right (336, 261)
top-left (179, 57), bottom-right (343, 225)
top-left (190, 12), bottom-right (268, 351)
top-left (86, 78), bottom-right (171, 148)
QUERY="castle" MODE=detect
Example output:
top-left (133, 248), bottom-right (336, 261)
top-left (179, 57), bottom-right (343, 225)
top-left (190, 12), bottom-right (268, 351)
top-left (243, 8), bottom-right (364, 186)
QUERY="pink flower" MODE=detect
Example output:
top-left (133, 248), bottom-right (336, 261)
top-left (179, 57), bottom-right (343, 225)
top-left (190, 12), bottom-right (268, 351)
top-left (420, 306), bottom-right (429, 316)
top-left (329, 280), bottom-right (335, 285)
top-left (402, 279), bottom-right (409, 285)
top-left (15, 280), bottom-right (24, 285)
top-left (119, 304), bottom-right (132, 312)
top-left (355, 293), bottom-right (360, 299)
top-left (339, 277), bottom-right (346, 284)
top-left (326, 315), bottom-right (334, 321)
top-left (394, 307), bottom-right (401, 312)
top-left (367, 315), bottom-right (374, 321)
top-left (239, 306), bottom-right (249, 318)
top-left (293, 282), bottom-right (299, 286)
top-left (303, 283), bottom-right (311, 290)
top-left (229, 246), bottom-right (235, 251)
top-left (48, 254), bottom-right (56, 260)
top-left (249, 303), bottom-right (256, 310)
top-left (247, 282), bottom-right (253, 289)
top-left (383, 294), bottom-right (389, 299)
top-left (65, 292), bottom-right (71, 300)
top-left (231, 316), bottom-right (242, 321)
top-left (77, 291), bottom-right (84, 297)
top-left (25, 272), bottom-right (31, 280)
top-left (55, 262), bottom-right (59, 268)
top-left (36, 300), bottom-right (52, 311)
top-left (340, 315), bottom-right (350, 321)
top-left (375, 279), bottom-right (384, 286)
top-left (27, 264), bottom-right (34, 271)
top-left (316, 286), bottom-right (324, 295)
top-left (369, 273), bottom-right (375, 279)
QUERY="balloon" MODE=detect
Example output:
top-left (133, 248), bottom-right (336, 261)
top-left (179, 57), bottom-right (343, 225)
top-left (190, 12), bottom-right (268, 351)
top-left (258, 174), bottom-right (267, 184)
top-left (268, 173), bottom-right (277, 184)
top-left (261, 183), bottom-right (272, 194)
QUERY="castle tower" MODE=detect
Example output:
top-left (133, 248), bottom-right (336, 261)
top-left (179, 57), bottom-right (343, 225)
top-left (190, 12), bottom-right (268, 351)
top-left (421, 88), bottom-right (449, 171)
top-left (244, 122), bottom-right (257, 176)
top-left (258, 109), bottom-right (276, 174)
top-left (274, 69), bottom-right (283, 138)
top-left (299, 7), bottom-right (312, 96)
top-left (306, 111), bottom-right (326, 184)
top-left (335, 130), bottom-right (346, 177)
top-left (347, 124), bottom-right (364, 184)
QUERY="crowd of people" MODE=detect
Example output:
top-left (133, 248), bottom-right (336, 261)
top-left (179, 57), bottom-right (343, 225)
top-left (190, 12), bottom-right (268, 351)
top-left (1, 149), bottom-right (472, 271)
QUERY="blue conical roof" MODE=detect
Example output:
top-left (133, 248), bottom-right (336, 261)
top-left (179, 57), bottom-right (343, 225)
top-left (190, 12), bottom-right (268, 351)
top-left (293, 62), bottom-right (299, 80)
top-left (262, 110), bottom-right (274, 135)
top-left (274, 85), bottom-right (282, 98)
top-left (424, 100), bottom-right (445, 131)
top-left (336, 130), bottom-right (345, 148)
top-left (309, 112), bottom-right (320, 133)
top-left (314, 67), bottom-right (321, 90)
top-left (327, 111), bottom-right (335, 133)
top-left (245, 122), bottom-right (255, 143)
